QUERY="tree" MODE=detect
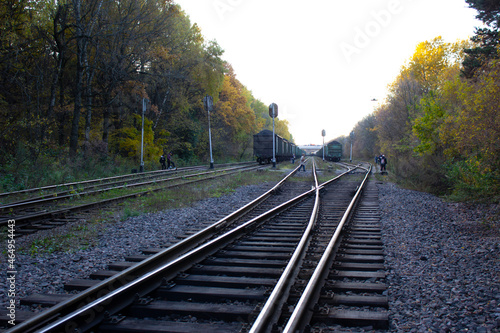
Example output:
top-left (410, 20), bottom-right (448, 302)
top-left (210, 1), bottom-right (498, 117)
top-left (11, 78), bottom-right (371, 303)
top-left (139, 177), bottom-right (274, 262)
top-left (352, 114), bottom-right (378, 159)
top-left (0, 0), bottom-right (56, 159)
top-left (403, 37), bottom-right (468, 92)
top-left (214, 66), bottom-right (257, 158)
top-left (466, 0), bottom-right (500, 27)
top-left (438, 63), bottom-right (500, 197)
top-left (69, 0), bottom-right (103, 157)
top-left (374, 38), bottom-right (466, 190)
top-left (0, 1), bottom-right (292, 190)
top-left (109, 114), bottom-right (159, 159)
top-left (94, 0), bottom-right (176, 146)
top-left (463, 0), bottom-right (500, 77)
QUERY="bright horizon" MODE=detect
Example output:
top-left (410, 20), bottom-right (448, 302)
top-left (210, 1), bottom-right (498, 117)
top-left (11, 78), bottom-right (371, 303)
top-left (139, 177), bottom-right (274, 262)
top-left (174, 0), bottom-right (482, 145)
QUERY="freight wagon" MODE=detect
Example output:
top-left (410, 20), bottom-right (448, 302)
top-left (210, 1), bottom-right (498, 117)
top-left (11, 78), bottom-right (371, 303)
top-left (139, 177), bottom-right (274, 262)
top-left (316, 140), bottom-right (343, 162)
top-left (253, 129), bottom-right (302, 164)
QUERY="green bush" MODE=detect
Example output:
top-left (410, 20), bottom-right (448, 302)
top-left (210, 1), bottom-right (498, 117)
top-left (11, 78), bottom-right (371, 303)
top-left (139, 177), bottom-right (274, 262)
top-left (446, 158), bottom-right (500, 202)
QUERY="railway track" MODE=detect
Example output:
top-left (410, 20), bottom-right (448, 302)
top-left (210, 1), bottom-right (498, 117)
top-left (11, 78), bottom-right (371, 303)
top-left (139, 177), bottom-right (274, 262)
top-left (5, 160), bottom-right (388, 332)
top-left (0, 162), bottom-right (259, 235)
top-left (282, 176), bottom-right (387, 332)
top-left (0, 162), bottom-right (254, 203)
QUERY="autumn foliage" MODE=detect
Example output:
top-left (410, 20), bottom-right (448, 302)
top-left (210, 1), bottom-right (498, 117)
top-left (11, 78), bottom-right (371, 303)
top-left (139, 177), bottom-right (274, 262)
top-left (0, 0), bottom-right (291, 190)
top-left (351, 34), bottom-right (499, 201)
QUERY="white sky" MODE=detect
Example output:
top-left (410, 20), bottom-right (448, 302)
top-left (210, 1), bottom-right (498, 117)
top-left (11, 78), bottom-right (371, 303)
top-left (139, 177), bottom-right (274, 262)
top-left (173, 0), bottom-right (482, 145)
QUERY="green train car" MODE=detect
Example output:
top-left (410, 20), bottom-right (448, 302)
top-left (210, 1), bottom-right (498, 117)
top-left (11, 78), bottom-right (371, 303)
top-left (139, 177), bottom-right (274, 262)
top-left (317, 140), bottom-right (343, 162)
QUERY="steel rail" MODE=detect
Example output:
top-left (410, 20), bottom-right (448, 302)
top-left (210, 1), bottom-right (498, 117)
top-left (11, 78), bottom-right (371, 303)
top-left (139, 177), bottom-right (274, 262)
top-left (1, 165), bottom-right (257, 227)
top-left (0, 164), bottom-right (261, 227)
top-left (13, 173), bottom-right (316, 333)
top-left (0, 166), bottom-right (202, 199)
top-left (0, 161), bottom-right (255, 199)
top-left (249, 161), bottom-right (320, 332)
top-left (336, 161), bottom-right (358, 170)
top-left (249, 162), bottom-right (357, 332)
top-left (8, 163), bottom-right (302, 333)
top-left (0, 164), bottom-right (257, 211)
top-left (283, 165), bottom-right (372, 333)
top-left (0, 166), bottom-right (206, 207)
top-left (2, 161), bottom-right (255, 206)
top-left (338, 161), bottom-right (371, 173)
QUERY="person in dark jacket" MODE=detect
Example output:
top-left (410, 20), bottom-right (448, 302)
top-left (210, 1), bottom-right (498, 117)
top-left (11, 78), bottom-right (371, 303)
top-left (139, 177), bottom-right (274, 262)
top-left (159, 154), bottom-right (166, 170)
top-left (380, 154), bottom-right (387, 172)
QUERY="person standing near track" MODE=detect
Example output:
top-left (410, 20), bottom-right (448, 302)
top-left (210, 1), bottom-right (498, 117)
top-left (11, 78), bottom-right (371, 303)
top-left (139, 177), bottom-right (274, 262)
top-left (299, 153), bottom-right (306, 172)
top-left (167, 151), bottom-right (176, 170)
top-left (159, 154), bottom-right (167, 170)
top-left (380, 154), bottom-right (387, 173)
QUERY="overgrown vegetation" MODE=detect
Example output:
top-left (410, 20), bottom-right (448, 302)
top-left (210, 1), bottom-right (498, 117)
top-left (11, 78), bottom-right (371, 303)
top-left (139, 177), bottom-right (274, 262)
top-left (2, 1), bottom-right (497, 204)
top-left (343, 1), bottom-right (500, 202)
top-left (0, 0), bottom-right (293, 192)
top-left (24, 221), bottom-right (103, 255)
top-left (16, 169), bottom-right (286, 255)
top-left (130, 169), bottom-right (285, 212)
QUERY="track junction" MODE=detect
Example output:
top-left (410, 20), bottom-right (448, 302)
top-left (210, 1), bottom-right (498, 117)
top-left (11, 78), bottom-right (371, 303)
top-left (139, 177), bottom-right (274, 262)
top-left (3, 159), bottom-right (389, 332)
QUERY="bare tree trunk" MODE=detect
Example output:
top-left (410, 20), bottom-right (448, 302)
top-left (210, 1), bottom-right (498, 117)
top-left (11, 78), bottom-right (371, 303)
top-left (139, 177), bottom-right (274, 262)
top-left (69, 0), bottom-right (103, 158)
top-left (69, 0), bottom-right (84, 158)
top-left (84, 46), bottom-right (97, 154)
top-left (102, 101), bottom-right (111, 144)
top-left (47, 5), bottom-right (68, 121)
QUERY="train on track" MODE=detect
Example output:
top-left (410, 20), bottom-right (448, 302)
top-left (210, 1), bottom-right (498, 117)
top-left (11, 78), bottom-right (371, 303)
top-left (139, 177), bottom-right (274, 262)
top-left (253, 129), bottom-right (304, 164)
top-left (315, 140), bottom-right (343, 162)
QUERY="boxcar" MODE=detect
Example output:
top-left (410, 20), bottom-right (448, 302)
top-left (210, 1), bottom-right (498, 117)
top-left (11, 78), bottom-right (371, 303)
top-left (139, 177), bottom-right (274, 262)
top-left (253, 130), bottom-right (301, 164)
top-left (325, 140), bottom-right (343, 162)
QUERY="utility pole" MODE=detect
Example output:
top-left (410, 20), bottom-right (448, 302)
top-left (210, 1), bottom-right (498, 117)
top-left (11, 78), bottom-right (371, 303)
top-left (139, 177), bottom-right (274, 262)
top-left (204, 95), bottom-right (215, 169)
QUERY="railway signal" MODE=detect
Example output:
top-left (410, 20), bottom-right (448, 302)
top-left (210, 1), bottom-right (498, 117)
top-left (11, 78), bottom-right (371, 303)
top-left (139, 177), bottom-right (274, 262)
top-left (269, 103), bottom-right (278, 168)
top-left (204, 95), bottom-right (215, 169)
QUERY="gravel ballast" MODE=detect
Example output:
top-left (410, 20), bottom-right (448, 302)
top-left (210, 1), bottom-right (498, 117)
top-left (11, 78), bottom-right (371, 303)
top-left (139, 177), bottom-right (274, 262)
top-left (1, 180), bottom-right (499, 331)
top-left (380, 182), bottom-right (499, 332)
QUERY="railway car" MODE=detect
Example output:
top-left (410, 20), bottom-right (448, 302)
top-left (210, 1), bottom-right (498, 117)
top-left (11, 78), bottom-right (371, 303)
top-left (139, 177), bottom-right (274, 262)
top-left (316, 140), bottom-right (343, 162)
top-left (315, 146), bottom-right (325, 159)
top-left (325, 140), bottom-right (343, 162)
top-left (253, 129), bottom-right (301, 164)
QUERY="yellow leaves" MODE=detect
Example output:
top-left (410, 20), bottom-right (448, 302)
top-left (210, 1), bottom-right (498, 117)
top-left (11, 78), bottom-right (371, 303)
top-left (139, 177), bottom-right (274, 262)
top-left (433, 58), bottom-right (500, 197)
top-left (274, 119), bottom-right (292, 141)
top-left (109, 115), bottom-right (160, 160)
top-left (216, 74), bottom-right (256, 136)
top-left (401, 36), bottom-right (467, 92)
top-left (150, 46), bottom-right (175, 62)
top-left (375, 35), bottom-right (500, 197)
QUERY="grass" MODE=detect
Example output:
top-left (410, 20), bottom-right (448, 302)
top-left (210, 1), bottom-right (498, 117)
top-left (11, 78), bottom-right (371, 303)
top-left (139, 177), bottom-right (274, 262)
top-left (130, 168), bottom-right (284, 213)
top-left (14, 168), bottom-right (284, 256)
top-left (23, 218), bottom-right (106, 255)
top-left (121, 207), bottom-right (142, 221)
top-left (15, 163), bottom-right (356, 256)
top-left (373, 170), bottom-right (396, 183)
